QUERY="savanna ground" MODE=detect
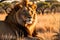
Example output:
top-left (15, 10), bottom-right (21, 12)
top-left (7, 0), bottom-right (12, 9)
top-left (0, 13), bottom-right (60, 40)
top-left (35, 13), bottom-right (60, 40)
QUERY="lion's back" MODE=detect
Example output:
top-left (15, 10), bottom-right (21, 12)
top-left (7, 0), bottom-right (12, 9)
top-left (0, 21), bottom-right (18, 40)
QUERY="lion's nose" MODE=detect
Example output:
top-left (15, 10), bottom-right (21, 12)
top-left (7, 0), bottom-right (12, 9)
top-left (28, 17), bottom-right (32, 21)
top-left (29, 19), bottom-right (31, 21)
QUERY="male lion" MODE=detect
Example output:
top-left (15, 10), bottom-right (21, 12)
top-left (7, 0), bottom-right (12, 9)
top-left (5, 1), bottom-right (37, 37)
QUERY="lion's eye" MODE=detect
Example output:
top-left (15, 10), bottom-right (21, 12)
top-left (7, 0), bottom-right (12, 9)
top-left (23, 10), bottom-right (26, 12)
top-left (31, 11), bottom-right (33, 14)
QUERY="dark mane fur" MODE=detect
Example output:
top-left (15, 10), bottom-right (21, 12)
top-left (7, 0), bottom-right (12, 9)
top-left (5, 4), bottom-right (30, 37)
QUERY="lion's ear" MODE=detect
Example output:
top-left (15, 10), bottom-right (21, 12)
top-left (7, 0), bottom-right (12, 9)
top-left (14, 4), bottom-right (20, 11)
top-left (14, 4), bottom-right (23, 11)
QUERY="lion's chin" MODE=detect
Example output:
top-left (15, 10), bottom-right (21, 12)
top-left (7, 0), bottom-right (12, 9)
top-left (26, 21), bottom-right (33, 24)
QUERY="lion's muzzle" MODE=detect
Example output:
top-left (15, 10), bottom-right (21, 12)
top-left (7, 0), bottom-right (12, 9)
top-left (26, 17), bottom-right (33, 24)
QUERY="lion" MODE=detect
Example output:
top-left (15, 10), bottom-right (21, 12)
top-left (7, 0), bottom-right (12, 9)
top-left (5, 1), bottom-right (37, 37)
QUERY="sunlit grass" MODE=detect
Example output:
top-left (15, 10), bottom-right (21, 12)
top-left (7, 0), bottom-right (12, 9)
top-left (36, 13), bottom-right (60, 40)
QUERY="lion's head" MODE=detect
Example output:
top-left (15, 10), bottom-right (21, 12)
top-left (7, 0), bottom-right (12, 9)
top-left (15, 3), bottom-right (37, 36)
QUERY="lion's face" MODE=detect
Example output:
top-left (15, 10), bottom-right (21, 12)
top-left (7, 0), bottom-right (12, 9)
top-left (22, 7), bottom-right (35, 24)
top-left (16, 5), bottom-right (37, 36)
top-left (16, 7), bottom-right (37, 27)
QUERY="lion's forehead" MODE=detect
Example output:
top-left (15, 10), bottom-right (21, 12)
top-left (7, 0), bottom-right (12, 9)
top-left (21, 7), bottom-right (35, 16)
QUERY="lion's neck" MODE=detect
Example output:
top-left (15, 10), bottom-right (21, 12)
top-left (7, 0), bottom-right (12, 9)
top-left (25, 14), bottom-right (37, 36)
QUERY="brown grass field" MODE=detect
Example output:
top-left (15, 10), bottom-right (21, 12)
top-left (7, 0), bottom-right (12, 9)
top-left (0, 13), bottom-right (60, 40)
top-left (35, 13), bottom-right (60, 40)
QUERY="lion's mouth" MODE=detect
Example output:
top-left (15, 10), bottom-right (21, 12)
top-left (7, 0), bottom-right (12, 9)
top-left (26, 21), bottom-right (33, 24)
top-left (26, 18), bottom-right (33, 24)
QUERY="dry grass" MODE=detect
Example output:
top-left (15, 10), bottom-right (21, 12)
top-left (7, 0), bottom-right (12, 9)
top-left (35, 13), bottom-right (60, 40)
